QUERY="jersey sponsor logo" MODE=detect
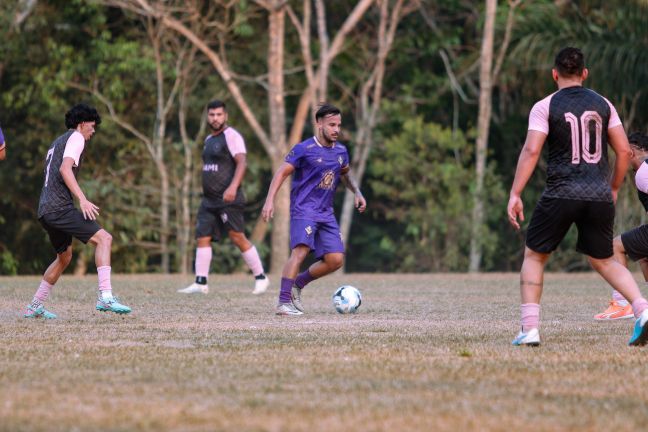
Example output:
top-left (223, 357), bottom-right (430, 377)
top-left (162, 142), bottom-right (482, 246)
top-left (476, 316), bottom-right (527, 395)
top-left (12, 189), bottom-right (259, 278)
top-left (318, 170), bottom-right (335, 190)
top-left (338, 156), bottom-right (343, 166)
top-left (203, 164), bottom-right (219, 172)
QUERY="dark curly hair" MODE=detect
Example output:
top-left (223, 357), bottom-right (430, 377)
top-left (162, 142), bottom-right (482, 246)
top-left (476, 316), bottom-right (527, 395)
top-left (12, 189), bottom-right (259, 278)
top-left (629, 132), bottom-right (648, 152)
top-left (554, 47), bottom-right (585, 77)
top-left (315, 103), bottom-right (341, 121)
top-left (65, 103), bottom-right (101, 129)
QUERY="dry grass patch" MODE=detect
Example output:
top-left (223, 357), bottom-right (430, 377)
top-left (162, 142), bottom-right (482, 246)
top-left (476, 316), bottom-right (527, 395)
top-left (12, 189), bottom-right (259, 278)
top-left (1, 273), bottom-right (648, 431)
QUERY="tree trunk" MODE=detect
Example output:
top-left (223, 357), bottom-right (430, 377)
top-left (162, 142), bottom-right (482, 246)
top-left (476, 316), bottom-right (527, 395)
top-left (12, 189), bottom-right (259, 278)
top-left (469, 0), bottom-right (497, 272)
top-left (268, 2), bottom-right (289, 273)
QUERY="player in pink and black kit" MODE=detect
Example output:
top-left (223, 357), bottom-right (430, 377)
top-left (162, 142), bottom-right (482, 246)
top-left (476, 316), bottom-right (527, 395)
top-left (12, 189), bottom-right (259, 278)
top-left (262, 104), bottom-right (367, 316)
top-left (0, 123), bottom-right (6, 160)
top-left (25, 103), bottom-right (131, 318)
top-left (507, 47), bottom-right (648, 346)
top-left (595, 133), bottom-right (648, 320)
top-left (178, 100), bottom-right (269, 295)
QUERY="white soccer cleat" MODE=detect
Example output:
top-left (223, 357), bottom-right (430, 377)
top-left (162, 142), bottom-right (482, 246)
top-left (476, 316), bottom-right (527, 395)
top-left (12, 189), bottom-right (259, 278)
top-left (177, 283), bottom-right (209, 294)
top-left (252, 276), bottom-right (269, 295)
top-left (512, 328), bottom-right (540, 346)
top-left (276, 302), bottom-right (303, 316)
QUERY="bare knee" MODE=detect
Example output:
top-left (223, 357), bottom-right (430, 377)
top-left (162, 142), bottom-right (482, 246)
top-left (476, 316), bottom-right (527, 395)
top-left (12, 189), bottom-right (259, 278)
top-left (325, 253), bottom-right (344, 270)
top-left (588, 256), bottom-right (613, 272)
top-left (613, 236), bottom-right (625, 254)
top-left (92, 230), bottom-right (112, 247)
top-left (58, 248), bottom-right (73, 268)
top-left (228, 231), bottom-right (250, 249)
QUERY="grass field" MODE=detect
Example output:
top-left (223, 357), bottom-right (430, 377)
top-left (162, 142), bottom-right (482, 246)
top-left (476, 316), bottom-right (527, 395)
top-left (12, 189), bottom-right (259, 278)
top-left (1, 272), bottom-right (648, 431)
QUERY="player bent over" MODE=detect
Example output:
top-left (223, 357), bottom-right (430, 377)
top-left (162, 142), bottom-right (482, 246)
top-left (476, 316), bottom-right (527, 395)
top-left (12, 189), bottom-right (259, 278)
top-left (595, 133), bottom-right (648, 320)
top-left (262, 104), bottom-right (366, 316)
top-left (178, 100), bottom-right (269, 295)
top-left (507, 47), bottom-right (648, 346)
top-left (25, 103), bottom-right (130, 319)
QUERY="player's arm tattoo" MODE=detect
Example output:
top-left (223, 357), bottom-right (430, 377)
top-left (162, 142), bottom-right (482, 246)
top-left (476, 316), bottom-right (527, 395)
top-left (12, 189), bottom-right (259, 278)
top-left (341, 171), bottom-right (362, 196)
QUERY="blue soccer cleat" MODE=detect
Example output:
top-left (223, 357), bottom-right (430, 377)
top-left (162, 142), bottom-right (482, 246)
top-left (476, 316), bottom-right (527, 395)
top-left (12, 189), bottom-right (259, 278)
top-left (512, 328), bottom-right (540, 346)
top-left (96, 296), bottom-right (131, 314)
top-left (628, 309), bottom-right (648, 346)
top-left (24, 305), bottom-right (57, 319)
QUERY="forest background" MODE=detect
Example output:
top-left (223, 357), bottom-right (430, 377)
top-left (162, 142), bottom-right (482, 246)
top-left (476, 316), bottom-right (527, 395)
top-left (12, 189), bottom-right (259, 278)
top-left (1, 0), bottom-right (647, 276)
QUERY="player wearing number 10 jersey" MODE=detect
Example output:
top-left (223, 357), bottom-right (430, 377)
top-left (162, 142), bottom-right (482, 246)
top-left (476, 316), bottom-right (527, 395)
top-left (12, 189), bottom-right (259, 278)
top-left (507, 47), bottom-right (648, 346)
top-left (23, 103), bottom-right (131, 319)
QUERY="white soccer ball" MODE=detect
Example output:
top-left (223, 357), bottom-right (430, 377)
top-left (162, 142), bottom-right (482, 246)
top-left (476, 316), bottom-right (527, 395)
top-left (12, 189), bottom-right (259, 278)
top-left (332, 285), bottom-right (362, 314)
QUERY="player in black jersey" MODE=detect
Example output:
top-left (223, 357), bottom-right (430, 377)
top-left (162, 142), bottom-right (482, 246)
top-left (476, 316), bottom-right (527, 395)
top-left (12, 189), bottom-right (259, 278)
top-left (24, 104), bottom-right (131, 319)
top-left (178, 100), bottom-right (269, 295)
top-left (595, 133), bottom-right (648, 320)
top-left (507, 47), bottom-right (648, 346)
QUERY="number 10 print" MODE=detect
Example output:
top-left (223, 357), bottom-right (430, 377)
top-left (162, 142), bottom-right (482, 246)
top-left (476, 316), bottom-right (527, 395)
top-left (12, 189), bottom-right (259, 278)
top-left (565, 111), bottom-right (603, 164)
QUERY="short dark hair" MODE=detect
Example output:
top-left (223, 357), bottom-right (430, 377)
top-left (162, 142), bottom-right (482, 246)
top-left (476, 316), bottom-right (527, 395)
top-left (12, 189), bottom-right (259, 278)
top-left (629, 132), bottom-right (648, 152)
top-left (315, 104), bottom-right (341, 121)
top-left (65, 103), bottom-right (101, 129)
top-left (554, 47), bottom-right (585, 77)
top-left (207, 100), bottom-right (227, 111)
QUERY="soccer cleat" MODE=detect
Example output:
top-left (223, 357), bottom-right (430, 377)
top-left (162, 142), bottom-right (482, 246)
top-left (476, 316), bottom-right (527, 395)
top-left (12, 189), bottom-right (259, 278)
top-left (177, 283), bottom-right (209, 294)
top-left (628, 309), bottom-right (648, 346)
top-left (96, 297), bottom-right (131, 314)
top-left (276, 302), bottom-right (303, 316)
top-left (512, 328), bottom-right (540, 346)
top-left (291, 286), bottom-right (304, 312)
top-left (252, 277), bottom-right (269, 295)
top-left (594, 300), bottom-right (634, 321)
top-left (24, 305), bottom-right (57, 319)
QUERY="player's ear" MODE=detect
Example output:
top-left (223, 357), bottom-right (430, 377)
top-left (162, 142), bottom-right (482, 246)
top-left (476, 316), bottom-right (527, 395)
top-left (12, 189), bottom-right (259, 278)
top-left (581, 68), bottom-right (589, 81)
top-left (551, 68), bottom-right (559, 82)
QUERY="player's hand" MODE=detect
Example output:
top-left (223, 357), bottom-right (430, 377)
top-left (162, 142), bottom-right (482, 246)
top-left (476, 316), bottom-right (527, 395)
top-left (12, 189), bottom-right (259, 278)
top-left (223, 185), bottom-right (237, 203)
top-left (261, 201), bottom-right (274, 222)
top-left (507, 194), bottom-right (524, 230)
top-left (355, 193), bottom-right (366, 213)
top-left (80, 198), bottom-right (100, 220)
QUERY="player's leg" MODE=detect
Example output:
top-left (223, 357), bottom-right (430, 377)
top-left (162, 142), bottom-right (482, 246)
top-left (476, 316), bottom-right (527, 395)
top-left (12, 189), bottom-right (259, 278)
top-left (513, 197), bottom-right (572, 346)
top-left (25, 216), bottom-right (75, 319)
top-left (179, 203), bottom-right (215, 294)
top-left (88, 229), bottom-right (130, 314)
top-left (225, 206), bottom-right (269, 295)
top-left (276, 245), bottom-right (310, 315)
top-left (578, 201), bottom-right (648, 345)
top-left (594, 235), bottom-right (633, 320)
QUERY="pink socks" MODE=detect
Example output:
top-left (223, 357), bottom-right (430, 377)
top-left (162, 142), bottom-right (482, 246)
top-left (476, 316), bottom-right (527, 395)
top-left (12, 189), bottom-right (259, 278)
top-left (241, 246), bottom-right (264, 277)
top-left (195, 247), bottom-right (212, 278)
top-left (31, 280), bottom-right (53, 308)
top-left (631, 298), bottom-right (648, 318)
top-left (521, 303), bottom-right (540, 332)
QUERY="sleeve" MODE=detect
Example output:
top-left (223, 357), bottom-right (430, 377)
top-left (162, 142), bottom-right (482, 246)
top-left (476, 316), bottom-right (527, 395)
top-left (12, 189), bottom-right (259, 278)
top-left (605, 98), bottom-right (622, 129)
top-left (0, 127), bottom-right (5, 148)
top-left (62, 132), bottom-right (85, 166)
top-left (341, 148), bottom-right (350, 170)
top-left (284, 143), bottom-right (304, 168)
top-left (225, 128), bottom-right (247, 157)
top-left (635, 162), bottom-right (648, 194)
top-left (528, 98), bottom-right (550, 134)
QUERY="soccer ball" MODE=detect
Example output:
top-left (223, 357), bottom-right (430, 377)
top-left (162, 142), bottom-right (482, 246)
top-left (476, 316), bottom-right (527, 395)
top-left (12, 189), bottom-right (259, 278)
top-left (332, 285), bottom-right (362, 314)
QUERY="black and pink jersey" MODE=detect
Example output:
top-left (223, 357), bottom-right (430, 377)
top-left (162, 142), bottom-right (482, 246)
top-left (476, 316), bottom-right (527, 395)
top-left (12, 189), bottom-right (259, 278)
top-left (38, 130), bottom-right (85, 218)
top-left (201, 127), bottom-right (247, 207)
top-left (528, 86), bottom-right (622, 202)
top-left (634, 161), bottom-right (648, 212)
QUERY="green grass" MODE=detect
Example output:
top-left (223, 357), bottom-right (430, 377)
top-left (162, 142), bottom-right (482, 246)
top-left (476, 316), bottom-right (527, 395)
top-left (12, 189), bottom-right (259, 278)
top-left (1, 273), bottom-right (648, 431)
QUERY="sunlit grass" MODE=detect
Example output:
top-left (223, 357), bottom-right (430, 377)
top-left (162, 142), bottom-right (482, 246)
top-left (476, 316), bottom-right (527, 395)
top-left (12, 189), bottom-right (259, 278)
top-left (1, 273), bottom-right (647, 431)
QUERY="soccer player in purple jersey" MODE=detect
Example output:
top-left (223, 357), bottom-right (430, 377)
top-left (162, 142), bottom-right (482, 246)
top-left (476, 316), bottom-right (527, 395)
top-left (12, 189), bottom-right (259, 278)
top-left (178, 100), bottom-right (269, 295)
top-left (595, 133), bottom-right (648, 320)
top-left (507, 47), bottom-right (648, 346)
top-left (0, 124), bottom-right (6, 160)
top-left (24, 103), bottom-right (131, 319)
top-left (262, 104), bottom-right (367, 316)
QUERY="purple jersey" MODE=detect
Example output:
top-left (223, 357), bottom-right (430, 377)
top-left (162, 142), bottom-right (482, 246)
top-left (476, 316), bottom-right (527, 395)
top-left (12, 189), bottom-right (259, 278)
top-left (0, 126), bottom-right (4, 146)
top-left (285, 137), bottom-right (350, 222)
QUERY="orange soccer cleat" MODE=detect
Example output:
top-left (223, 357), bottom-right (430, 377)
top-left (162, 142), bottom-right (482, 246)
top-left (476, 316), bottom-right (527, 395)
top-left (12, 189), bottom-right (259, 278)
top-left (594, 300), bottom-right (634, 321)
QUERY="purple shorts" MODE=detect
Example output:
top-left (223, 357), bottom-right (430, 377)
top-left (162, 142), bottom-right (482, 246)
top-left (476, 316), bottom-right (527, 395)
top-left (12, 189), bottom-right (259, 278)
top-left (290, 219), bottom-right (345, 260)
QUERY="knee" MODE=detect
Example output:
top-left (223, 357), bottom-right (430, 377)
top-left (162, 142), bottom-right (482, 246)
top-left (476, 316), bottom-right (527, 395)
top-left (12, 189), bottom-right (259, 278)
top-left (228, 231), bottom-right (247, 246)
top-left (59, 249), bottom-right (73, 267)
top-left (588, 256), bottom-right (611, 272)
top-left (98, 230), bottom-right (113, 246)
top-left (326, 253), bottom-right (344, 270)
top-left (613, 236), bottom-right (625, 254)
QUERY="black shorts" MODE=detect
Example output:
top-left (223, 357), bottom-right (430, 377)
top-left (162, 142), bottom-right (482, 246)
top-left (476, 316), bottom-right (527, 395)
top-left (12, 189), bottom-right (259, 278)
top-left (195, 201), bottom-right (245, 241)
top-left (621, 225), bottom-right (648, 262)
top-left (526, 196), bottom-right (614, 259)
top-left (39, 208), bottom-right (101, 254)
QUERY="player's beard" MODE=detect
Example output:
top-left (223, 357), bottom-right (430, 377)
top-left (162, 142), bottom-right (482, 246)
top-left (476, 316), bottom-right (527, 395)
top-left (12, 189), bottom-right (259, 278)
top-left (209, 121), bottom-right (225, 133)
top-left (322, 129), bottom-right (338, 145)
